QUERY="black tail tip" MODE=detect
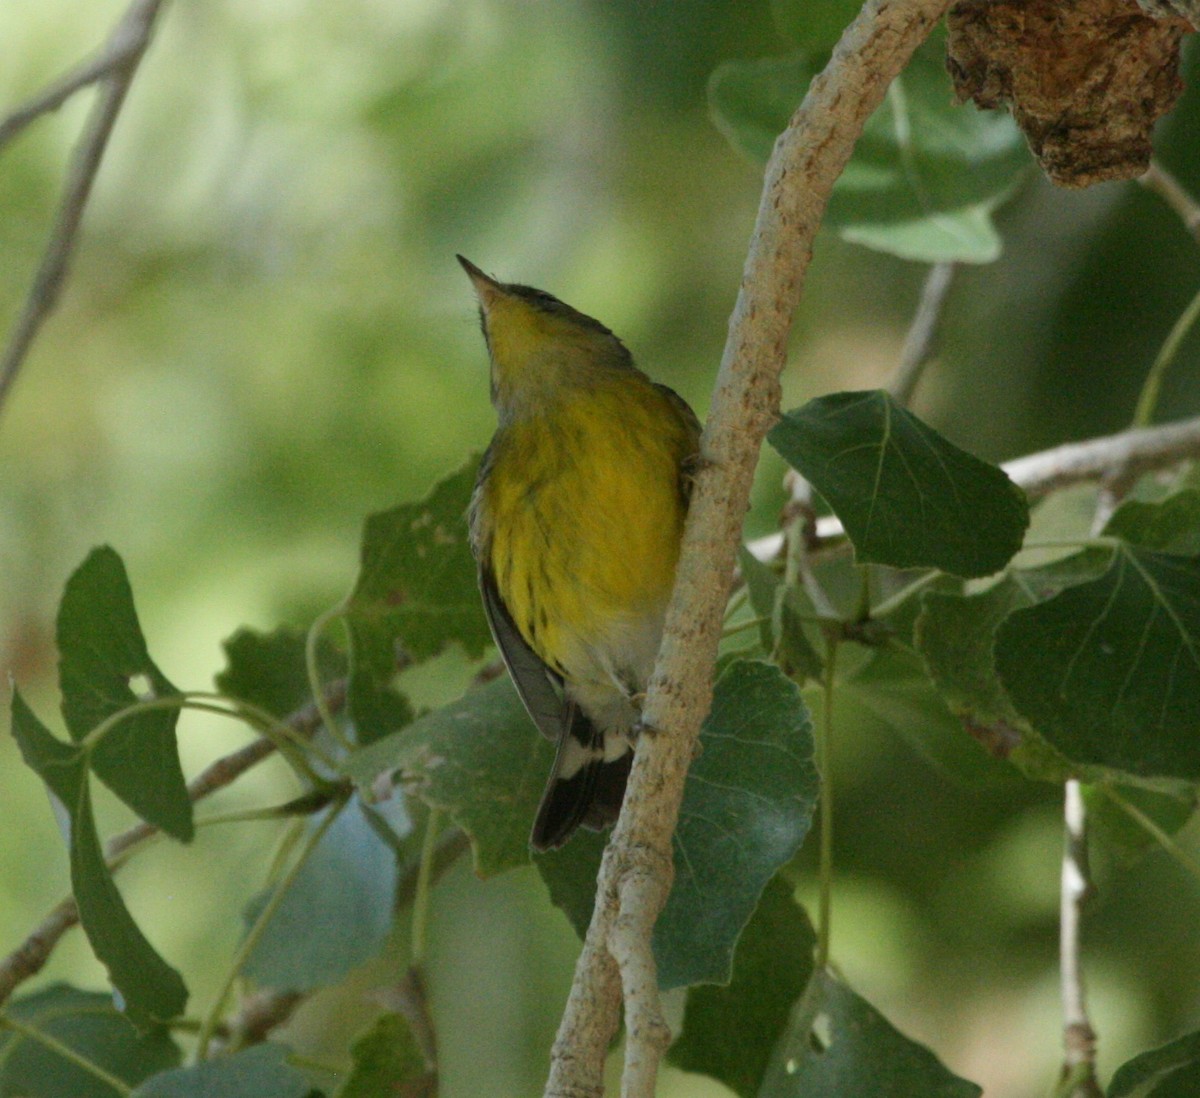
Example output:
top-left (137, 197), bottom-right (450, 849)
top-left (530, 753), bottom-right (633, 852)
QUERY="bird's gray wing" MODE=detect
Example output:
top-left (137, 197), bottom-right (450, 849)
top-left (479, 566), bottom-right (567, 744)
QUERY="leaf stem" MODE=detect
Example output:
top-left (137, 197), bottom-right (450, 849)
top-left (306, 603), bottom-right (355, 756)
top-left (0, 1012), bottom-right (133, 1096)
top-left (194, 791), bottom-right (348, 1061)
top-left (411, 808), bottom-right (443, 966)
top-left (815, 636), bottom-right (839, 972)
top-left (1132, 282), bottom-right (1200, 429)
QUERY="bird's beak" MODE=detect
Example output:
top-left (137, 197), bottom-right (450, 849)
top-left (457, 255), bottom-right (504, 311)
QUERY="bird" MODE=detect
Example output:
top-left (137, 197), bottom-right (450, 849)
top-left (460, 255), bottom-right (701, 851)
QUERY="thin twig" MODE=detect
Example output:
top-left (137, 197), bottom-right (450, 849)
top-left (887, 261), bottom-right (955, 407)
top-left (0, 0), bottom-right (168, 420)
top-left (0, 682), bottom-right (346, 1010)
top-left (1058, 780), bottom-right (1103, 1098)
top-left (543, 3), bottom-right (953, 1095)
top-left (1139, 159), bottom-right (1200, 245)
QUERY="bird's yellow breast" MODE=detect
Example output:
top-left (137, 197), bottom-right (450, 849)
top-left (479, 374), bottom-right (692, 679)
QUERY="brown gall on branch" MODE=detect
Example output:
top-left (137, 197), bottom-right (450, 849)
top-left (946, 0), bottom-right (1194, 188)
top-left (543, 2), bottom-right (955, 1096)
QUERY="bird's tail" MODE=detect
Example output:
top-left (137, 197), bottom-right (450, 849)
top-left (531, 711), bottom-right (633, 852)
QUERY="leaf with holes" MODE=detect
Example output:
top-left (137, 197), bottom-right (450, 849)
top-left (344, 458), bottom-right (488, 743)
top-left (760, 971), bottom-right (982, 1096)
top-left (668, 876), bottom-right (816, 1098)
top-left (56, 546), bottom-right (191, 841)
top-left (996, 547), bottom-right (1200, 781)
top-left (769, 391), bottom-right (1028, 578)
top-left (346, 675), bottom-right (551, 877)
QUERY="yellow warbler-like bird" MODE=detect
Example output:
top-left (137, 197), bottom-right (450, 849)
top-left (460, 256), bottom-right (701, 851)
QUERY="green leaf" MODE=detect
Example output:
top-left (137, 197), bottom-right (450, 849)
top-left (0, 984), bottom-right (181, 1098)
top-left (771, 0), bottom-right (860, 52)
top-left (1086, 784), bottom-right (1197, 867)
top-left (242, 798), bottom-right (402, 992)
top-left (1109, 1029), bottom-right (1200, 1097)
top-left (761, 971), bottom-right (982, 1096)
top-left (344, 458), bottom-right (489, 743)
top-left (537, 661), bottom-right (817, 989)
top-left (336, 1013), bottom-right (432, 1098)
top-left (347, 675), bottom-right (551, 877)
top-left (832, 643), bottom-right (1017, 787)
top-left (1105, 488), bottom-right (1200, 555)
top-left (709, 38), bottom-right (1029, 263)
top-left (737, 547), bottom-right (823, 682)
top-left (996, 547), bottom-right (1200, 781)
top-left (56, 547), bottom-right (192, 842)
top-left (709, 54), bottom-right (818, 163)
top-left (216, 627), bottom-right (346, 720)
top-left (131, 1045), bottom-right (310, 1098)
top-left (655, 660), bottom-right (817, 989)
top-left (668, 877), bottom-right (815, 1098)
top-left (10, 691), bottom-right (188, 1027)
top-left (768, 391), bottom-right (1029, 578)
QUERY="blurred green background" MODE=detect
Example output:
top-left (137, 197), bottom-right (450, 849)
top-left (2, 1), bottom-right (1199, 1095)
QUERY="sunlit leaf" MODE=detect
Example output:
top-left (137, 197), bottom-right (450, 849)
top-left (57, 546), bottom-right (191, 842)
top-left (769, 391), bottom-right (1029, 578)
top-left (996, 547), bottom-right (1200, 781)
top-left (668, 877), bottom-right (816, 1098)
top-left (0, 984), bottom-right (180, 1098)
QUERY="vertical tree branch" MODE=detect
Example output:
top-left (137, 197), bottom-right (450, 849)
top-left (0, 0), bottom-right (168, 421)
top-left (1058, 779), bottom-right (1102, 1098)
top-left (543, 2), bottom-right (953, 1095)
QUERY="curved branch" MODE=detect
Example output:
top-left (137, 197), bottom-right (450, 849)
top-left (0, 0), bottom-right (168, 421)
top-left (543, 3), bottom-right (954, 1095)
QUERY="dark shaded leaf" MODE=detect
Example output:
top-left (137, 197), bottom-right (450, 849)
top-left (737, 546), bottom-right (823, 683)
top-left (57, 547), bottom-right (191, 841)
top-left (668, 877), bottom-right (815, 1098)
top-left (769, 392), bottom-right (1028, 578)
top-left (996, 548), bottom-right (1200, 781)
top-left (1086, 784), bottom-right (1197, 866)
top-left (1105, 488), bottom-right (1200, 555)
top-left (1109, 1029), bottom-right (1200, 1097)
top-left (761, 971), bottom-right (981, 1096)
top-left (655, 661), bottom-right (816, 989)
